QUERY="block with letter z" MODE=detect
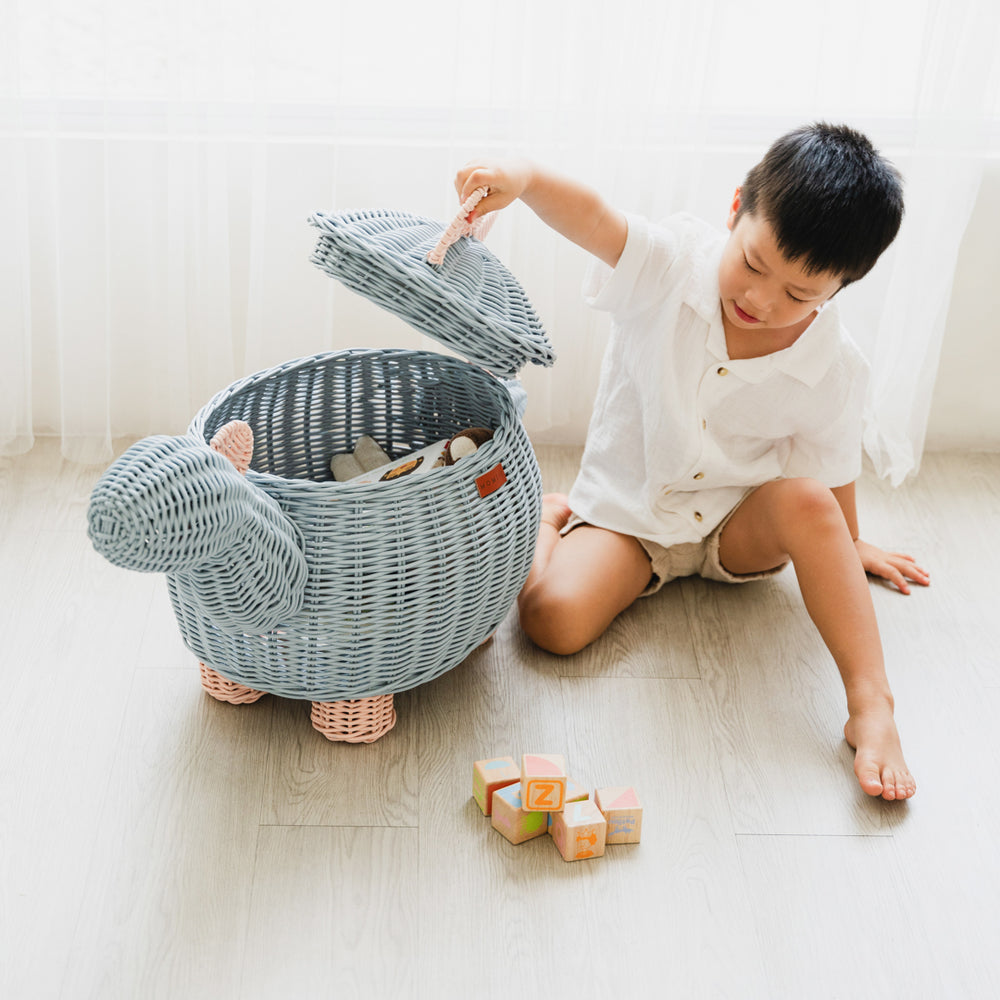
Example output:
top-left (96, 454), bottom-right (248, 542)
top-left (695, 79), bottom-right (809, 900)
top-left (520, 753), bottom-right (567, 812)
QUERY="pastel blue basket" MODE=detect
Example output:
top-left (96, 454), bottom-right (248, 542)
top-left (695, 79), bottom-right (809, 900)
top-left (176, 348), bottom-right (541, 700)
top-left (89, 204), bottom-right (555, 715)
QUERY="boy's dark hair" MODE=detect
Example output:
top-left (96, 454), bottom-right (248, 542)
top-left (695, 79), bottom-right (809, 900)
top-left (735, 122), bottom-right (904, 286)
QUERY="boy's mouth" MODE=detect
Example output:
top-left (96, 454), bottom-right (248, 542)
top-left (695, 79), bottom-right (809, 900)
top-left (734, 302), bottom-right (761, 324)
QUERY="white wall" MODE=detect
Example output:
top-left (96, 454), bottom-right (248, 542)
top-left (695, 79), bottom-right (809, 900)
top-left (926, 161), bottom-right (1000, 451)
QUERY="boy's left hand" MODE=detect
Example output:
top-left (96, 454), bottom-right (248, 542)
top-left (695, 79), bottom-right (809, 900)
top-left (854, 539), bottom-right (930, 595)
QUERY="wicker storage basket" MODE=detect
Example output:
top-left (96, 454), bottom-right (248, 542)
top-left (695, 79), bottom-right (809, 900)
top-left (89, 196), bottom-right (554, 740)
top-left (178, 346), bottom-right (542, 701)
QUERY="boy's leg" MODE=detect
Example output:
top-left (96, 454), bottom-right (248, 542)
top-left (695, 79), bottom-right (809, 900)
top-left (718, 478), bottom-right (916, 801)
top-left (518, 494), bottom-right (653, 656)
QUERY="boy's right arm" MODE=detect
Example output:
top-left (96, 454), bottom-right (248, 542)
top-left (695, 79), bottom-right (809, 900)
top-left (455, 159), bottom-right (628, 268)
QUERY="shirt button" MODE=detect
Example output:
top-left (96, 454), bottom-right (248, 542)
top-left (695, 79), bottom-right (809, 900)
top-left (662, 488), bottom-right (672, 496)
top-left (702, 419), bottom-right (707, 429)
top-left (694, 511), bottom-right (703, 522)
top-left (717, 366), bottom-right (729, 376)
top-left (693, 472), bottom-right (704, 480)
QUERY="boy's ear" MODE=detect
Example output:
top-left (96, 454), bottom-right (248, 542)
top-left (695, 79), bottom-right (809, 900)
top-left (726, 187), bottom-right (742, 231)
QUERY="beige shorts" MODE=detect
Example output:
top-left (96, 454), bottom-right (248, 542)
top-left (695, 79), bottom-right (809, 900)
top-left (565, 498), bottom-right (788, 597)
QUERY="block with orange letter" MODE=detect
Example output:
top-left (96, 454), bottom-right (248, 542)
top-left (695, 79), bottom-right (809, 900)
top-left (595, 785), bottom-right (643, 845)
top-left (491, 783), bottom-right (548, 845)
top-left (550, 798), bottom-right (607, 862)
top-left (472, 756), bottom-right (521, 816)
top-left (520, 753), bottom-right (567, 812)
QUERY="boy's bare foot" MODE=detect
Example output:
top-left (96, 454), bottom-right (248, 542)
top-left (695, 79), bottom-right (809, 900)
top-left (844, 708), bottom-right (916, 801)
top-left (541, 493), bottom-right (573, 531)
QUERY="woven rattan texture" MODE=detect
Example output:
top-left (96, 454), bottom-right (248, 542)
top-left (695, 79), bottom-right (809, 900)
top-left (310, 695), bottom-right (397, 743)
top-left (170, 349), bottom-right (541, 701)
top-left (309, 209), bottom-right (555, 379)
top-left (198, 663), bottom-right (267, 704)
top-left (87, 435), bottom-right (309, 635)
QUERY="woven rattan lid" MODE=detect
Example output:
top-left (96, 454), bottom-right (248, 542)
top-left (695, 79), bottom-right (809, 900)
top-left (308, 207), bottom-right (555, 379)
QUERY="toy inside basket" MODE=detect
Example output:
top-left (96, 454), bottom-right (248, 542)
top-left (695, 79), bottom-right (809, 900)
top-left (175, 347), bottom-right (541, 702)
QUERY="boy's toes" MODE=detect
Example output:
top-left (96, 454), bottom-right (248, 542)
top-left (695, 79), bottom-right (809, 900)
top-left (886, 770), bottom-right (917, 801)
top-left (855, 761), bottom-right (884, 798)
top-left (857, 760), bottom-right (917, 801)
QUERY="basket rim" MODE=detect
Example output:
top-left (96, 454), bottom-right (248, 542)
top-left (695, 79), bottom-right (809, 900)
top-left (187, 348), bottom-right (520, 495)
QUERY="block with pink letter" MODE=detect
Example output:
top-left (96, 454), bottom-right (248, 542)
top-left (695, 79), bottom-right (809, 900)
top-left (550, 798), bottom-right (607, 862)
top-left (472, 756), bottom-right (521, 816)
top-left (595, 785), bottom-right (643, 844)
top-left (520, 753), bottom-right (567, 812)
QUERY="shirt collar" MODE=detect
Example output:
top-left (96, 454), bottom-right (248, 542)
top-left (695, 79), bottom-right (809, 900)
top-left (769, 300), bottom-right (843, 386)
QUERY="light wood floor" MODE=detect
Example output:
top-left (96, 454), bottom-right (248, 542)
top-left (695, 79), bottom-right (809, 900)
top-left (1, 440), bottom-right (998, 999)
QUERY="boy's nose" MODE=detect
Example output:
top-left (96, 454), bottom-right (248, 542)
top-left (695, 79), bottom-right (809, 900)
top-left (746, 286), bottom-right (773, 312)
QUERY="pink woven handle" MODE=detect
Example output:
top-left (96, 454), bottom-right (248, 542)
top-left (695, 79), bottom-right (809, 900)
top-left (427, 186), bottom-right (496, 265)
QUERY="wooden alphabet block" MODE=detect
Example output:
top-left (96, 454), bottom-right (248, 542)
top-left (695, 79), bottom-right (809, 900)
top-left (550, 798), bottom-right (607, 862)
top-left (491, 783), bottom-right (548, 845)
top-left (520, 753), bottom-right (567, 812)
top-left (547, 777), bottom-right (589, 832)
top-left (473, 756), bottom-right (521, 816)
top-left (595, 786), bottom-right (643, 845)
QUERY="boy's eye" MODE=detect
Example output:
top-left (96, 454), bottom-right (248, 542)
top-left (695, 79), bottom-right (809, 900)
top-left (744, 253), bottom-right (809, 303)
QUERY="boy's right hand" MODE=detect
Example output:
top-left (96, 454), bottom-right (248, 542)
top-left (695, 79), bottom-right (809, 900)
top-left (454, 159), bottom-right (535, 221)
top-left (453, 158), bottom-right (627, 267)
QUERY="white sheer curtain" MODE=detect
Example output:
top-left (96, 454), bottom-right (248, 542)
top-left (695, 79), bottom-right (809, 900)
top-left (3, 0), bottom-right (998, 481)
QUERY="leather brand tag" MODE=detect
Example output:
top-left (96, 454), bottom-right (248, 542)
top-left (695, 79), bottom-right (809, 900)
top-left (475, 463), bottom-right (507, 498)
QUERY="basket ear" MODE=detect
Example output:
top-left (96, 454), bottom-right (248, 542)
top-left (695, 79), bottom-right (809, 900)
top-left (88, 430), bottom-right (308, 633)
top-left (170, 491), bottom-right (308, 634)
top-left (210, 420), bottom-right (254, 475)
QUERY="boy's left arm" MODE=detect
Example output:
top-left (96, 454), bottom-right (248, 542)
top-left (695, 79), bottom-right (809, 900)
top-left (832, 483), bottom-right (930, 595)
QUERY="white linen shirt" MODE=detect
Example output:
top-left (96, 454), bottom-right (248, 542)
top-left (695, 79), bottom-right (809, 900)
top-left (568, 212), bottom-right (870, 548)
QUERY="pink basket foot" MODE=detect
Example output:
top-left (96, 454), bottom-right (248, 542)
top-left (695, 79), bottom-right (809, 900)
top-left (310, 695), bottom-right (397, 743)
top-left (199, 663), bottom-right (267, 705)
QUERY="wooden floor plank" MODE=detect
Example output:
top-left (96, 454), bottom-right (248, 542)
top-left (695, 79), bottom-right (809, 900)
top-left (241, 825), bottom-right (420, 1000)
top-left (59, 670), bottom-right (273, 1000)
top-left (739, 833), bottom-right (946, 999)
top-left (884, 672), bottom-right (1000, 998)
top-left (1, 532), bottom-right (155, 1000)
top-left (559, 677), bottom-right (770, 996)
top-left (2, 443), bottom-right (999, 999)
top-left (261, 689), bottom-right (419, 828)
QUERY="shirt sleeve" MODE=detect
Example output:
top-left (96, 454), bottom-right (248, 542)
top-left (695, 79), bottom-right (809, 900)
top-left (583, 213), bottom-right (683, 321)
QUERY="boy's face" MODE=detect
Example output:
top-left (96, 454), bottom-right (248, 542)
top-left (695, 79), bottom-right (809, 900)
top-left (719, 191), bottom-right (843, 337)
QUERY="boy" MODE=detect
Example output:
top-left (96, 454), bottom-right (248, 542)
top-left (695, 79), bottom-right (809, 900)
top-left (456, 123), bottom-right (929, 801)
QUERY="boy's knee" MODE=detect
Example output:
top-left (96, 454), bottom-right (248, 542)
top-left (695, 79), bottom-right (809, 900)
top-left (771, 478), bottom-right (846, 534)
top-left (518, 583), bottom-right (593, 656)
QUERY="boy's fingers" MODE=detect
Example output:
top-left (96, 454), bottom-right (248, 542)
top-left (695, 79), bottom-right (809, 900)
top-left (871, 560), bottom-right (910, 594)
top-left (458, 168), bottom-right (494, 203)
top-left (892, 555), bottom-right (930, 585)
top-left (883, 564), bottom-right (910, 593)
top-left (470, 192), bottom-right (502, 217)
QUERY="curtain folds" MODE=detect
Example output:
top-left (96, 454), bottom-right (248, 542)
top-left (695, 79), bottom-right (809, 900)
top-left (3, 0), bottom-right (998, 481)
